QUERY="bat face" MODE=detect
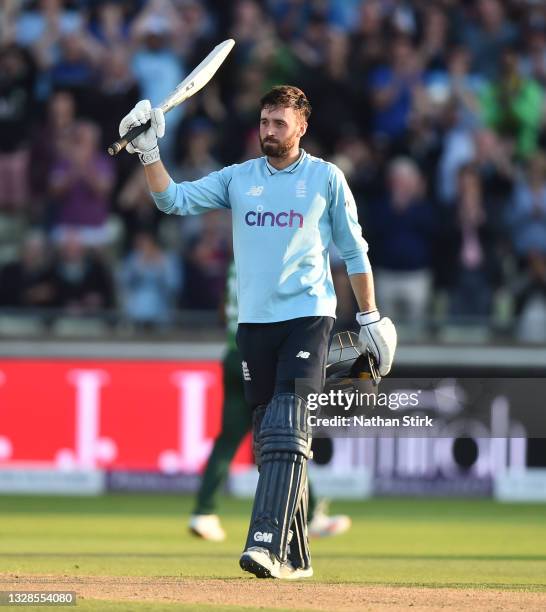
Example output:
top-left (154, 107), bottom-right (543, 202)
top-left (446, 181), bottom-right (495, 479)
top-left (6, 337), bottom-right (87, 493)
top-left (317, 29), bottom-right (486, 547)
top-left (162, 39), bottom-right (235, 111)
top-left (108, 39), bottom-right (235, 155)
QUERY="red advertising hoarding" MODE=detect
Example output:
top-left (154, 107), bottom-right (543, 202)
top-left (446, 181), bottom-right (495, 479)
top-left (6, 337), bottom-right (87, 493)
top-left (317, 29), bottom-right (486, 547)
top-left (0, 360), bottom-right (252, 473)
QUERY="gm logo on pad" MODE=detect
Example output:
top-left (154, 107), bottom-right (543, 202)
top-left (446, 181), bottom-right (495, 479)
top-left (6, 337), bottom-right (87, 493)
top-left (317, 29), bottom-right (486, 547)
top-left (254, 531), bottom-right (273, 543)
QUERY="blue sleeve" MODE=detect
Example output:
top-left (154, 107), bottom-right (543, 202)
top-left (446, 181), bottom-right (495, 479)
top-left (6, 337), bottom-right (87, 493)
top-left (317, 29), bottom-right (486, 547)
top-left (328, 165), bottom-right (371, 275)
top-left (151, 166), bottom-right (233, 216)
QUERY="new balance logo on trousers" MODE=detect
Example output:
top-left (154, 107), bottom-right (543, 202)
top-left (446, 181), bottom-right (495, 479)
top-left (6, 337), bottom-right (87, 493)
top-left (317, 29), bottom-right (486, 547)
top-left (296, 351), bottom-right (310, 359)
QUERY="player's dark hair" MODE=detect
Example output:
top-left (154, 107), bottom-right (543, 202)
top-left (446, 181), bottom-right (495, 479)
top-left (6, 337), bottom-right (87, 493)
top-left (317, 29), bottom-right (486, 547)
top-left (260, 85), bottom-right (312, 122)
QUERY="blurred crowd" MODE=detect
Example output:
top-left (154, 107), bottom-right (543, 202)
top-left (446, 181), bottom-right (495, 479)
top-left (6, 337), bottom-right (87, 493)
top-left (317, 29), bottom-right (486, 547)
top-left (1, 0), bottom-right (546, 341)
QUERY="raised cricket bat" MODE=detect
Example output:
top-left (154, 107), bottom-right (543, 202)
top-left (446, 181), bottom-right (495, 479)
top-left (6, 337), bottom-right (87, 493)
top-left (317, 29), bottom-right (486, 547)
top-left (108, 39), bottom-right (235, 156)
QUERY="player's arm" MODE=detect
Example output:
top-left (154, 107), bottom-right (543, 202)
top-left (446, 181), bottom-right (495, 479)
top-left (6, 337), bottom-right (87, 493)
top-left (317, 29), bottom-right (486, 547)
top-left (143, 159), bottom-right (171, 193)
top-left (329, 166), bottom-right (397, 376)
top-left (118, 100), bottom-right (231, 215)
top-left (348, 272), bottom-right (376, 314)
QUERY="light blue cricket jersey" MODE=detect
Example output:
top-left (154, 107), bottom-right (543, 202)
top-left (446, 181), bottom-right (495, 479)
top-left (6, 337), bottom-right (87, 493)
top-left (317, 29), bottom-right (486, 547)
top-left (151, 149), bottom-right (370, 323)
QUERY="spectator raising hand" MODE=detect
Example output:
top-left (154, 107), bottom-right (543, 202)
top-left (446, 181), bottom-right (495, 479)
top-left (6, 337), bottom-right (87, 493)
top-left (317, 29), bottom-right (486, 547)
top-left (49, 121), bottom-right (114, 247)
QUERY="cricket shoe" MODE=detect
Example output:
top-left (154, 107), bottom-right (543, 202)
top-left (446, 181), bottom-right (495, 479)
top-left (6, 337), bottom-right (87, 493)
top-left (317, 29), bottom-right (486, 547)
top-left (239, 546), bottom-right (283, 579)
top-left (279, 561), bottom-right (314, 580)
top-left (308, 499), bottom-right (351, 538)
top-left (188, 514), bottom-right (226, 542)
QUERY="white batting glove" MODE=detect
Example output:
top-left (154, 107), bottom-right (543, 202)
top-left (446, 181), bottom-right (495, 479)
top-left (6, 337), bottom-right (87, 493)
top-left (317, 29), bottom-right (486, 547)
top-left (118, 100), bottom-right (165, 165)
top-left (356, 310), bottom-right (397, 377)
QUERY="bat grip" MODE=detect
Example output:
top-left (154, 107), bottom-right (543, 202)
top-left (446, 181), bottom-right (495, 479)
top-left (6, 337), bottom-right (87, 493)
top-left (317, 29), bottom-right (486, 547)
top-left (107, 119), bottom-right (152, 156)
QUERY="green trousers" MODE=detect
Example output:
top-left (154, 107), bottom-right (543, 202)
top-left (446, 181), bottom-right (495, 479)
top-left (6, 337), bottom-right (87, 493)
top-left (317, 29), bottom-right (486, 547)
top-left (194, 347), bottom-right (316, 520)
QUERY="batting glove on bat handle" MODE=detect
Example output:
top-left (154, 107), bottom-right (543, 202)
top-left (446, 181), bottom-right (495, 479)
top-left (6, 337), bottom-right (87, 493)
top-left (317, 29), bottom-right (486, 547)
top-left (108, 121), bottom-right (151, 156)
top-left (115, 100), bottom-right (165, 164)
top-left (356, 310), bottom-right (397, 377)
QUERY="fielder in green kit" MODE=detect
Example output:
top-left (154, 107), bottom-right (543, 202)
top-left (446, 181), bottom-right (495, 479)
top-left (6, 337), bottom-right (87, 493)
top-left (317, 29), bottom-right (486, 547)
top-left (189, 261), bottom-right (351, 542)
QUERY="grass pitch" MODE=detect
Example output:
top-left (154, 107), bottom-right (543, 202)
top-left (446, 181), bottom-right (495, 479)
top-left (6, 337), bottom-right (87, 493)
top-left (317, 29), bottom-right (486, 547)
top-left (0, 494), bottom-right (545, 610)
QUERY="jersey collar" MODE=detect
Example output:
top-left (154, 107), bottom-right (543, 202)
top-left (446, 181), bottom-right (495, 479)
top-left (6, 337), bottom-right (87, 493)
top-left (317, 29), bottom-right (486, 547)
top-left (264, 149), bottom-right (306, 175)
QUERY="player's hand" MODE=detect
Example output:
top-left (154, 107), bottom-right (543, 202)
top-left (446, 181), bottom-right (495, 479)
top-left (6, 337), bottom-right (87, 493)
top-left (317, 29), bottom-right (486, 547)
top-left (119, 100), bottom-right (165, 164)
top-left (356, 311), bottom-right (397, 376)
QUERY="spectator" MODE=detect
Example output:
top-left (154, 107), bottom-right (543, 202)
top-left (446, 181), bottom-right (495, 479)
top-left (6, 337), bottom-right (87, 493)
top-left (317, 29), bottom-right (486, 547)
top-left (14, 0), bottom-right (82, 51)
top-left (330, 134), bottom-right (382, 214)
top-left (472, 128), bottom-right (516, 219)
top-left (117, 167), bottom-right (160, 242)
top-left (0, 43), bottom-right (36, 212)
top-left (442, 164), bottom-right (501, 321)
top-left (302, 30), bottom-right (357, 153)
top-left (480, 46), bottom-right (544, 160)
top-left (88, 0), bottom-right (130, 48)
top-left (119, 231), bottom-right (181, 328)
top-left (218, 63), bottom-right (265, 162)
top-left (90, 46), bottom-right (140, 194)
top-left (423, 46), bottom-right (484, 132)
top-left (171, 118), bottom-right (225, 247)
top-left (173, 118), bottom-right (221, 180)
top-left (369, 158), bottom-right (435, 326)
top-left (290, 12), bottom-right (330, 71)
top-left (180, 213), bottom-right (230, 310)
top-left (91, 46), bottom-right (140, 152)
top-left (520, 21), bottom-right (546, 87)
top-left (49, 32), bottom-right (98, 103)
top-left (250, 28), bottom-right (300, 93)
top-left (53, 231), bottom-right (114, 314)
top-left (438, 127), bottom-right (515, 208)
top-left (349, 0), bottom-right (386, 77)
top-left (507, 154), bottom-right (546, 341)
top-left (131, 13), bottom-right (185, 163)
top-left (446, 46), bottom-right (484, 127)
top-left (0, 231), bottom-right (56, 309)
top-left (14, 0), bottom-right (88, 100)
top-left (508, 154), bottom-right (546, 262)
top-left (230, 0), bottom-right (271, 60)
top-left (368, 35), bottom-right (424, 146)
top-left (28, 89), bottom-right (76, 220)
top-left (177, 0), bottom-right (216, 57)
top-left (49, 120), bottom-right (115, 247)
top-left (420, 3), bottom-right (452, 71)
top-left (460, 0), bottom-right (518, 79)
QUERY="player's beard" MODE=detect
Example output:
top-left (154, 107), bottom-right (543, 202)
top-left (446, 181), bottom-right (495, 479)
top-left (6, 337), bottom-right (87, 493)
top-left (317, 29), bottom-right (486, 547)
top-left (260, 134), bottom-right (298, 159)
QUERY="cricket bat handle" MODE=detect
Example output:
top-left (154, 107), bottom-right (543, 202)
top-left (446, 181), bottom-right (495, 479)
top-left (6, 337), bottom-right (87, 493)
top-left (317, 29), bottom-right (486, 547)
top-left (108, 120), bottom-right (152, 156)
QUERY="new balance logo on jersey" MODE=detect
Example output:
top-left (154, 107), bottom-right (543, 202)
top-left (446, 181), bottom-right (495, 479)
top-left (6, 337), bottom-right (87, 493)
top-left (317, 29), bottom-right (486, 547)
top-left (296, 351), bottom-right (310, 359)
top-left (242, 361), bottom-right (251, 381)
top-left (254, 531), bottom-right (273, 543)
top-left (246, 185), bottom-right (264, 196)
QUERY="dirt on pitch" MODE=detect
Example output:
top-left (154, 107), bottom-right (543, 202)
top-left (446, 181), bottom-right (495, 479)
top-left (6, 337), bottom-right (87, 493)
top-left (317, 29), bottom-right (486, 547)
top-left (2, 574), bottom-right (546, 611)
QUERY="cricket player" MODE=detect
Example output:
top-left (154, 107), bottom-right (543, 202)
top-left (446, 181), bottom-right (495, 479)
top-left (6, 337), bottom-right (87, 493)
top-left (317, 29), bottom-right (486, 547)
top-left (119, 85), bottom-right (397, 580)
top-left (190, 260), bottom-right (352, 543)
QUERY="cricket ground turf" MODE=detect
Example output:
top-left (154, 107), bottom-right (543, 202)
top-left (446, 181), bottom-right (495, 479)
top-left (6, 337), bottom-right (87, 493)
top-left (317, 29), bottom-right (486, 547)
top-left (1, 495), bottom-right (545, 611)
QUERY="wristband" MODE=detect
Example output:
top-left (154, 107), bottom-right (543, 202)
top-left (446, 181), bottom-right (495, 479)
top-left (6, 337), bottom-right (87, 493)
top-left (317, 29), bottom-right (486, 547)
top-left (139, 146), bottom-right (160, 166)
top-left (356, 310), bottom-right (380, 326)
